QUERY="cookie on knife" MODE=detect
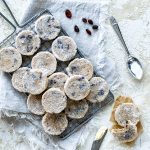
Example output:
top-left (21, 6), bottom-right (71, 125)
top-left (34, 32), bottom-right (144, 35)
top-left (35, 14), bottom-right (61, 40)
top-left (64, 75), bottom-right (90, 101)
top-left (0, 47), bottom-right (22, 72)
top-left (86, 77), bottom-right (109, 103)
top-left (31, 51), bottom-right (57, 76)
top-left (66, 58), bottom-right (93, 80)
top-left (23, 69), bottom-right (48, 95)
top-left (27, 94), bottom-right (45, 115)
top-left (12, 67), bottom-right (30, 92)
top-left (48, 72), bottom-right (68, 91)
top-left (42, 88), bottom-right (67, 113)
top-left (52, 36), bottom-right (77, 61)
top-left (115, 103), bottom-right (140, 127)
top-left (42, 112), bottom-right (68, 135)
top-left (16, 30), bottom-right (41, 56)
top-left (65, 99), bottom-right (89, 119)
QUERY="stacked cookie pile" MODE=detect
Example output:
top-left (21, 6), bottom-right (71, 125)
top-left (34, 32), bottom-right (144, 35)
top-left (110, 96), bottom-right (141, 143)
top-left (0, 14), bottom-right (109, 136)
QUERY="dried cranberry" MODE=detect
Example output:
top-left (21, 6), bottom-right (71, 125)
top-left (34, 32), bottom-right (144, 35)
top-left (86, 29), bottom-right (92, 35)
top-left (65, 9), bottom-right (72, 19)
top-left (92, 25), bottom-right (99, 30)
top-left (88, 19), bottom-right (93, 25)
top-left (74, 25), bottom-right (79, 33)
top-left (82, 18), bottom-right (87, 23)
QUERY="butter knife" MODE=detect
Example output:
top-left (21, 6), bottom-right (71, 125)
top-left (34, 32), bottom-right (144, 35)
top-left (91, 126), bottom-right (108, 150)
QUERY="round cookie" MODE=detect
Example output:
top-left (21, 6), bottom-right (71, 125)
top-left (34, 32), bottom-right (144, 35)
top-left (48, 72), bottom-right (68, 91)
top-left (86, 77), bottom-right (109, 103)
top-left (35, 14), bottom-right (61, 40)
top-left (16, 30), bottom-right (41, 56)
top-left (23, 69), bottom-right (48, 95)
top-left (42, 113), bottom-right (68, 135)
top-left (12, 67), bottom-right (31, 92)
top-left (52, 36), bottom-right (77, 61)
top-left (66, 58), bottom-right (93, 80)
top-left (65, 99), bottom-right (89, 119)
top-left (115, 103), bottom-right (140, 127)
top-left (42, 88), bottom-right (67, 113)
top-left (111, 120), bottom-right (138, 143)
top-left (0, 47), bottom-right (22, 72)
top-left (64, 75), bottom-right (90, 101)
top-left (27, 94), bottom-right (45, 115)
top-left (31, 52), bottom-right (57, 76)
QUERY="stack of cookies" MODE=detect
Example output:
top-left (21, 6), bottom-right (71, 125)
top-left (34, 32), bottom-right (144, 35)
top-left (0, 14), bottom-right (109, 136)
top-left (110, 96), bottom-right (142, 143)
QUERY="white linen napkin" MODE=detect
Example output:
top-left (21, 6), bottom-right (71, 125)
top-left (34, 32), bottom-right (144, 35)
top-left (0, 0), bottom-right (120, 149)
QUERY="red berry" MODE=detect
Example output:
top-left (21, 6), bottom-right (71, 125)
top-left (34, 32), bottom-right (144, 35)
top-left (92, 25), bottom-right (99, 30)
top-left (74, 25), bottom-right (80, 33)
top-left (88, 19), bottom-right (93, 25)
top-left (86, 29), bottom-right (92, 35)
top-left (65, 9), bottom-right (72, 19)
top-left (82, 18), bottom-right (87, 23)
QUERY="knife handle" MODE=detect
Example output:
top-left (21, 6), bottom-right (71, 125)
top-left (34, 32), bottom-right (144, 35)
top-left (109, 16), bottom-right (130, 56)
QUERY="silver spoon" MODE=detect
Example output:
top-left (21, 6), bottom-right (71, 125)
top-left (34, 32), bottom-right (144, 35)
top-left (110, 16), bottom-right (143, 80)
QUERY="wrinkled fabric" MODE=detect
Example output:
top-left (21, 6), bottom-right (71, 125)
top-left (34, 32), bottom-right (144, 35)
top-left (0, 0), bottom-right (120, 149)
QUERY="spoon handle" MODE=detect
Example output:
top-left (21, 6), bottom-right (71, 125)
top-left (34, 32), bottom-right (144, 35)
top-left (110, 16), bottom-right (130, 56)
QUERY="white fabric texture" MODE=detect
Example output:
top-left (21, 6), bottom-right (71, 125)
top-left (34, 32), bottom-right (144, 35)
top-left (0, 0), bottom-right (120, 149)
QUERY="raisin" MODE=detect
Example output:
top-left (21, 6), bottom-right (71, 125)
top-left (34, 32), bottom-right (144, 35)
top-left (27, 35), bottom-right (32, 39)
top-left (88, 19), bottom-right (93, 25)
top-left (92, 25), bottom-right (99, 30)
top-left (65, 9), bottom-right (72, 19)
top-left (79, 84), bottom-right (86, 89)
top-left (74, 25), bottom-right (79, 33)
top-left (91, 83), bottom-right (95, 87)
top-left (82, 18), bottom-right (87, 23)
top-left (71, 66), bottom-right (77, 71)
top-left (125, 133), bottom-right (130, 139)
top-left (98, 89), bottom-right (104, 96)
top-left (20, 35), bottom-right (25, 39)
top-left (86, 29), bottom-right (92, 35)
top-left (71, 92), bottom-right (75, 96)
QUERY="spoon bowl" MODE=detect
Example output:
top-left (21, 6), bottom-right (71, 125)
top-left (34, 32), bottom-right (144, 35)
top-left (127, 56), bottom-right (143, 80)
